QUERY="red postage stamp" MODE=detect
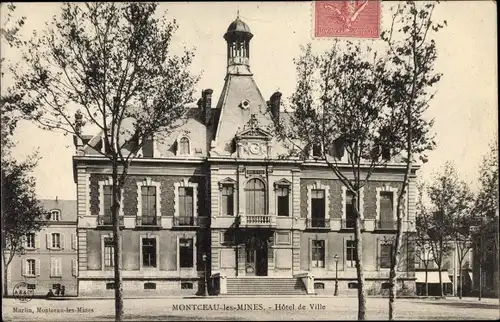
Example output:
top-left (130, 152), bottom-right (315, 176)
top-left (314, 0), bottom-right (381, 39)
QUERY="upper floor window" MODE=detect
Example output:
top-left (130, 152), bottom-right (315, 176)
top-left (311, 189), bottom-right (325, 219)
top-left (221, 185), bottom-right (234, 216)
top-left (379, 191), bottom-right (395, 229)
top-left (26, 233), bottom-right (35, 249)
top-left (179, 187), bottom-right (194, 217)
top-left (311, 239), bottom-right (325, 268)
top-left (245, 178), bottom-right (265, 215)
top-left (142, 238), bottom-right (157, 268)
top-left (51, 233), bottom-right (61, 249)
top-left (346, 240), bottom-right (357, 268)
top-left (50, 210), bottom-right (61, 221)
top-left (141, 186), bottom-right (157, 224)
top-left (103, 185), bottom-right (113, 219)
top-left (178, 137), bottom-right (190, 155)
top-left (276, 186), bottom-right (290, 216)
top-left (345, 190), bottom-right (356, 228)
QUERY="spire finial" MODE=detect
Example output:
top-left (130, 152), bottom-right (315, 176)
top-left (237, 9), bottom-right (240, 19)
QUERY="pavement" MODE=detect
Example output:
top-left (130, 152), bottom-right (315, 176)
top-left (3, 296), bottom-right (499, 321)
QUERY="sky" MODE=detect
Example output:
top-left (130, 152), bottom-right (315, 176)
top-left (2, 1), bottom-right (497, 200)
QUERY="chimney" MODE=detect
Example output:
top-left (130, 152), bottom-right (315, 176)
top-left (202, 89), bottom-right (213, 125)
top-left (269, 91), bottom-right (282, 120)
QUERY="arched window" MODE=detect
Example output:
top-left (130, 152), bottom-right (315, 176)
top-left (245, 179), bottom-right (266, 215)
top-left (179, 137), bottom-right (190, 155)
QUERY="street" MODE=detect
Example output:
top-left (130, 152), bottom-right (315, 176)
top-left (3, 296), bottom-right (499, 321)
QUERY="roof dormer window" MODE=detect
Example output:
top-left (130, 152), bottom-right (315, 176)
top-left (178, 137), bottom-right (191, 156)
top-left (49, 210), bottom-right (61, 221)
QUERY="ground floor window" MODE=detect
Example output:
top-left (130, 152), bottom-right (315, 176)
top-left (179, 238), bottom-right (194, 268)
top-left (181, 282), bottom-right (193, 289)
top-left (311, 240), bottom-right (325, 268)
top-left (144, 282), bottom-right (156, 290)
top-left (142, 238), bottom-right (157, 268)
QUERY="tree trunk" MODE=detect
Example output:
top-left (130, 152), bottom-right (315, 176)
top-left (2, 251), bottom-right (14, 297)
top-left (425, 267), bottom-right (429, 296)
top-left (352, 193), bottom-right (367, 320)
top-left (112, 163), bottom-right (124, 322)
top-left (437, 263), bottom-right (443, 297)
top-left (458, 258), bottom-right (463, 299)
top-left (3, 262), bottom-right (8, 297)
top-left (388, 202), bottom-right (405, 320)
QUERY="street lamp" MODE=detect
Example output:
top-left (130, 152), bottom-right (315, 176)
top-left (202, 253), bottom-right (209, 297)
top-left (334, 254), bottom-right (339, 296)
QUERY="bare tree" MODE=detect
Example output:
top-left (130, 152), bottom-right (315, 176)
top-left (424, 162), bottom-right (471, 297)
top-left (13, 3), bottom-right (198, 320)
top-left (381, 1), bottom-right (446, 318)
top-left (271, 33), bottom-right (435, 319)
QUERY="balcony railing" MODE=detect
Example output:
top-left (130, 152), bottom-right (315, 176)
top-left (136, 216), bottom-right (161, 227)
top-left (306, 218), bottom-right (330, 229)
top-left (97, 215), bottom-right (124, 226)
top-left (173, 216), bottom-right (198, 227)
top-left (375, 220), bottom-right (397, 230)
top-left (239, 214), bottom-right (277, 227)
top-left (341, 218), bottom-right (364, 230)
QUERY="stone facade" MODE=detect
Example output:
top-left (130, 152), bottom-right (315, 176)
top-left (73, 16), bottom-right (419, 297)
top-left (7, 199), bottom-right (78, 296)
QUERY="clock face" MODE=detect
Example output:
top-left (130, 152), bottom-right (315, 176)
top-left (249, 143), bottom-right (261, 155)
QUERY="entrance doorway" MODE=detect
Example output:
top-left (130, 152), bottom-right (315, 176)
top-left (245, 246), bottom-right (268, 276)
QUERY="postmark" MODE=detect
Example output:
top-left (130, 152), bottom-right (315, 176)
top-left (12, 282), bottom-right (34, 303)
top-left (314, 0), bottom-right (381, 39)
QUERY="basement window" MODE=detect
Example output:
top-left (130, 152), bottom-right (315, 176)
top-left (27, 284), bottom-right (36, 290)
top-left (314, 282), bottom-right (325, 289)
top-left (382, 282), bottom-right (392, 289)
top-left (348, 282), bottom-right (359, 289)
top-left (144, 282), bottom-right (156, 290)
top-left (181, 282), bottom-right (193, 290)
top-left (106, 282), bottom-right (115, 290)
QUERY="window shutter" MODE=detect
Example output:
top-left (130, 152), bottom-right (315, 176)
top-left (60, 233), bottom-right (65, 249)
top-left (36, 259), bottom-right (40, 276)
top-left (72, 259), bottom-right (77, 277)
top-left (50, 258), bottom-right (54, 277)
top-left (46, 233), bottom-right (50, 249)
top-left (72, 233), bottom-right (77, 250)
top-left (376, 238), bottom-right (379, 271)
top-left (342, 237), bottom-right (345, 270)
top-left (21, 259), bottom-right (25, 277)
top-left (35, 233), bottom-right (40, 249)
top-left (22, 235), bottom-right (27, 248)
top-left (308, 238), bottom-right (312, 270)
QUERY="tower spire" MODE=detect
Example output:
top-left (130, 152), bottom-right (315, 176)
top-left (223, 16), bottom-right (253, 76)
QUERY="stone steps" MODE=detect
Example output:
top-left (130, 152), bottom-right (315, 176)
top-left (226, 277), bottom-right (307, 295)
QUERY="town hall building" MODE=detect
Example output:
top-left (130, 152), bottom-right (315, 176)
top-left (73, 16), bottom-right (418, 297)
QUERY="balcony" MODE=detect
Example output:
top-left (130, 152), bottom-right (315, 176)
top-left (172, 216), bottom-right (199, 228)
top-left (97, 215), bottom-right (124, 228)
top-left (239, 214), bottom-right (277, 228)
top-left (306, 218), bottom-right (330, 230)
top-left (135, 216), bottom-right (162, 228)
top-left (375, 220), bottom-right (397, 231)
top-left (340, 218), bottom-right (364, 230)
